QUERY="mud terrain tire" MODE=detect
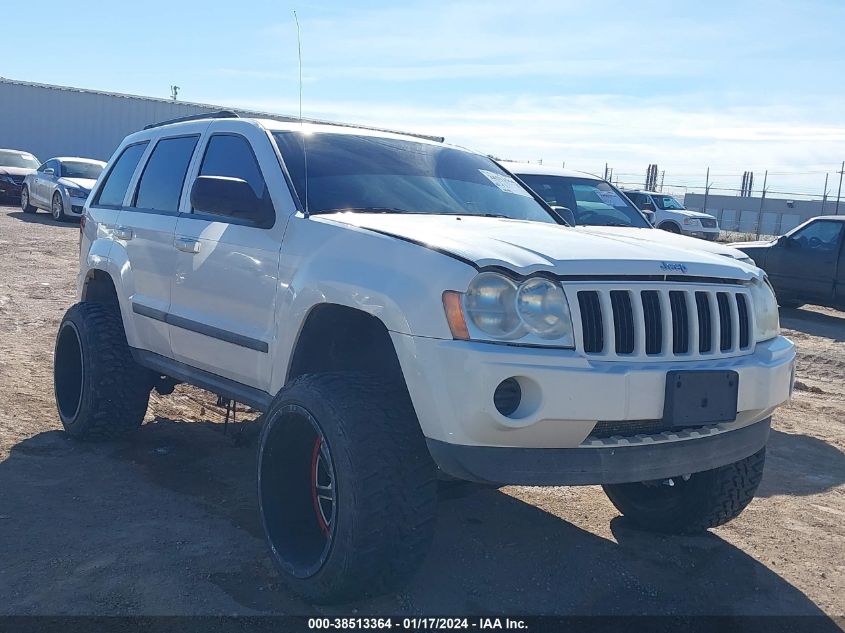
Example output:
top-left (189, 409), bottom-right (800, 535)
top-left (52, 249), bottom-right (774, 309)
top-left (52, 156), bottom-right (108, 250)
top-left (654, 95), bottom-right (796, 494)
top-left (258, 372), bottom-right (437, 603)
top-left (54, 302), bottom-right (151, 439)
top-left (603, 447), bottom-right (766, 534)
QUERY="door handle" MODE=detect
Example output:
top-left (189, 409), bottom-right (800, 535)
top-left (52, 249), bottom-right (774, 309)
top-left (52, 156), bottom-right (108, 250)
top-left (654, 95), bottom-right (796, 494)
top-left (174, 237), bottom-right (201, 254)
top-left (114, 226), bottom-right (134, 241)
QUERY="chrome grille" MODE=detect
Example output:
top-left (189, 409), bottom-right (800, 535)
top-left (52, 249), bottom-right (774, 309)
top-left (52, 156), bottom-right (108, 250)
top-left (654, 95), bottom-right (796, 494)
top-left (571, 284), bottom-right (754, 360)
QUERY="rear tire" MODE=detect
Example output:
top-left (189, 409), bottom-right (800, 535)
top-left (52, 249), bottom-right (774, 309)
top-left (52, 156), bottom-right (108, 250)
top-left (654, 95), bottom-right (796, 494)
top-left (258, 372), bottom-right (437, 603)
top-left (54, 302), bottom-right (152, 439)
top-left (21, 187), bottom-right (36, 213)
top-left (602, 447), bottom-right (766, 534)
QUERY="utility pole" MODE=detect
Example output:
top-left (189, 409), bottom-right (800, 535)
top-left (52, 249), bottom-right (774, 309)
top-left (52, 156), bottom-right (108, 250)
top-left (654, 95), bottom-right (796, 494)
top-left (821, 173), bottom-right (829, 214)
top-left (604, 163), bottom-right (609, 180)
top-left (703, 167), bottom-right (710, 214)
top-left (835, 161), bottom-right (844, 215)
top-left (755, 170), bottom-right (768, 239)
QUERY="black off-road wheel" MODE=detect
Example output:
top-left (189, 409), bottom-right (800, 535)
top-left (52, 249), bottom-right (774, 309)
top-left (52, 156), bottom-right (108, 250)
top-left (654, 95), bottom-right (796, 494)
top-left (602, 447), bottom-right (766, 534)
top-left (258, 372), bottom-right (437, 603)
top-left (54, 302), bottom-right (152, 439)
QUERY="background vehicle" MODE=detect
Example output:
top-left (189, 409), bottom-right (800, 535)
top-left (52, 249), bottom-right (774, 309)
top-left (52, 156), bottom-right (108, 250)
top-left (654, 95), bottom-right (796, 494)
top-left (0, 148), bottom-right (40, 203)
top-left (21, 157), bottom-right (105, 221)
top-left (56, 114), bottom-right (794, 604)
top-left (732, 216), bottom-right (845, 309)
top-left (623, 189), bottom-right (721, 240)
top-left (507, 163), bottom-right (752, 263)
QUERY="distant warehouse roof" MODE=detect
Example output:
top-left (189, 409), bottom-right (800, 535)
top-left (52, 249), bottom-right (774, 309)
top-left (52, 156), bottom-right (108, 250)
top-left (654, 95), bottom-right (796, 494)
top-left (0, 77), bottom-right (443, 160)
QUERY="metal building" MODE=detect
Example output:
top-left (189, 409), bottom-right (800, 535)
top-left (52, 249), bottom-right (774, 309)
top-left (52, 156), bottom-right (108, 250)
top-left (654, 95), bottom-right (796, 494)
top-left (0, 77), bottom-right (439, 164)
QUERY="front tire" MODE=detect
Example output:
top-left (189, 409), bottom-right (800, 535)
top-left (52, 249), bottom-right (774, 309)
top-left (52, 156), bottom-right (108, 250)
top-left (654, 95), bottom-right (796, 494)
top-left (602, 447), bottom-right (766, 534)
top-left (52, 192), bottom-right (66, 221)
top-left (258, 372), bottom-right (437, 603)
top-left (21, 187), bottom-right (36, 213)
top-left (54, 302), bottom-right (152, 439)
top-left (659, 222), bottom-right (681, 234)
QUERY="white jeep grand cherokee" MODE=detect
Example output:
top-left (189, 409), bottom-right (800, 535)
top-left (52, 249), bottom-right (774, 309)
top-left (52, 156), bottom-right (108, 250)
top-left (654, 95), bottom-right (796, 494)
top-left (55, 113), bottom-right (795, 603)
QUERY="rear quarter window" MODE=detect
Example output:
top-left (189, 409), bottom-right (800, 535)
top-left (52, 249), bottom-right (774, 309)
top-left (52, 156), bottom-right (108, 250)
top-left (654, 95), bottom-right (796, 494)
top-left (93, 142), bottom-right (149, 208)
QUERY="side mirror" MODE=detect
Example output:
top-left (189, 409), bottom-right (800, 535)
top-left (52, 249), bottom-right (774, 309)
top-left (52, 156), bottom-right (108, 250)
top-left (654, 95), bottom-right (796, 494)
top-left (641, 203), bottom-right (655, 212)
top-left (43, 168), bottom-right (55, 176)
top-left (190, 176), bottom-right (271, 226)
top-left (777, 235), bottom-right (792, 248)
top-left (551, 205), bottom-right (576, 226)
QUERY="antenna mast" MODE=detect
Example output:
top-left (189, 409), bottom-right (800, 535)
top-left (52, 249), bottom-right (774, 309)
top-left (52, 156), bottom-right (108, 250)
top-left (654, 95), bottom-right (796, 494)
top-left (293, 10), bottom-right (309, 216)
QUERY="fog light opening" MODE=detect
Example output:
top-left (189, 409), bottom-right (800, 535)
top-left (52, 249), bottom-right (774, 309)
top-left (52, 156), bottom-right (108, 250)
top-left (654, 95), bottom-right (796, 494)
top-left (494, 377), bottom-right (522, 417)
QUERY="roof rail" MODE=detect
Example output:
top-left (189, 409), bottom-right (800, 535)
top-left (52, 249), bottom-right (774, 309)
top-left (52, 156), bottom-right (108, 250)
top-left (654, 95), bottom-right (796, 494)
top-left (143, 110), bottom-right (240, 130)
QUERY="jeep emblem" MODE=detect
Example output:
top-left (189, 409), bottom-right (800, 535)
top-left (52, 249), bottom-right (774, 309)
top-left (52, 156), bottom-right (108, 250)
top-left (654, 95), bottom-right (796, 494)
top-left (660, 262), bottom-right (688, 274)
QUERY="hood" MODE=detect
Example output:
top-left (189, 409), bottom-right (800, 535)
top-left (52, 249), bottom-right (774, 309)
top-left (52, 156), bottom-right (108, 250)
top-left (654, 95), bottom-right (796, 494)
top-left (576, 225), bottom-right (748, 260)
top-left (0, 166), bottom-right (36, 177)
top-left (319, 213), bottom-right (758, 280)
top-left (729, 240), bottom-right (775, 249)
top-left (669, 209), bottom-right (715, 219)
top-left (58, 177), bottom-right (97, 191)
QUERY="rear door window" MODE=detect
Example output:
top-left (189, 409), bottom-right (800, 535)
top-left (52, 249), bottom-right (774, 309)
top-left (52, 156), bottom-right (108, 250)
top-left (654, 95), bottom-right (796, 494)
top-left (94, 142), bottom-right (148, 208)
top-left (132, 136), bottom-right (198, 213)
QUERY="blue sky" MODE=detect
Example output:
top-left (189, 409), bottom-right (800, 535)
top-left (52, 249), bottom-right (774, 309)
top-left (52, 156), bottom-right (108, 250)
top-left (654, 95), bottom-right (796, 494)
top-left (5, 0), bottom-right (844, 196)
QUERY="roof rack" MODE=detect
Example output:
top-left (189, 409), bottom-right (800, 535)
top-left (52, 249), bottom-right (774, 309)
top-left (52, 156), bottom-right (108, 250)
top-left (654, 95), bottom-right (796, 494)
top-left (144, 110), bottom-right (239, 130)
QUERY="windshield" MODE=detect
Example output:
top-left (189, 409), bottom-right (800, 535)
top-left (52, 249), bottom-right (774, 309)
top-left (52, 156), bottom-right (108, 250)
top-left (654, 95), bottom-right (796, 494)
top-left (517, 174), bottom-right (650, 228)
top-left (61, 161), bottom-right (103, 180)
top-left (271, 132), bottom-right (558, 224)
top-left (652, 194), bottom-right (685, 210)
top-left (0, 151), bottom-right (39, 169)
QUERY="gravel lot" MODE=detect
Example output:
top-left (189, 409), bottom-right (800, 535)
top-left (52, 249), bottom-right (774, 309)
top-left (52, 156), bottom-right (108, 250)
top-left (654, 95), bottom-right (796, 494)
top-left (0, 205), bottom-right (843, 619)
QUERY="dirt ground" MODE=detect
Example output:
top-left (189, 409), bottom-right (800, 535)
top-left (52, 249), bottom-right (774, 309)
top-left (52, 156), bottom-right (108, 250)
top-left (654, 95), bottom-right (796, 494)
top-left (0, 205), bottom-right (843, 619)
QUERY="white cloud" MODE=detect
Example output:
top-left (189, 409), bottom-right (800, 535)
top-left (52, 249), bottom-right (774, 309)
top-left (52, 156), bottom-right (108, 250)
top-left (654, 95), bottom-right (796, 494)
top-left (220, 92), bottom-right (843, 196)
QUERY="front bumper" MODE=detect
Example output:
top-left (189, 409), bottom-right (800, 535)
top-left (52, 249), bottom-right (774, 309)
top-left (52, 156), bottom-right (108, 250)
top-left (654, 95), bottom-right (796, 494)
top-left (682, 226), bottom-right (721, 240)
top-left (0, 181), bottom-right (23, 199)
top-left (428, 417), bottom-right (771, 485)
top-left (393, 332), bottom-right (794, 472)
top-left (65, 192), bottom-right (88, 216)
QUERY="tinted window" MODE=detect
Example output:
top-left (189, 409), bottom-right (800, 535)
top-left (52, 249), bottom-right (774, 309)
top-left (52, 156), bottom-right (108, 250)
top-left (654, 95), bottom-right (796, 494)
top-left (61, 161), bottom-right (104, 180)
top-left (95, 143), bottom-right (148, 207)
top-left (272, 131), bottom-right (557, 223)
top-left (790, 221), bottom-right (844, 252)
top-left (519, 175), bottom-right (649, 228)
top-left (198, 135), bottom-right (268, 201)
top-left (133, 136), bottom-right (198, 212)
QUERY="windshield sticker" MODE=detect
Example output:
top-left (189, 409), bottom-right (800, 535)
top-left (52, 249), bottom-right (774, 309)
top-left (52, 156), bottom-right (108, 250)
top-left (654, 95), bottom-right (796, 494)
top-left (479, 170), bottom-right (532, 197)
top-left (597, 190), bottom-right (626, 207)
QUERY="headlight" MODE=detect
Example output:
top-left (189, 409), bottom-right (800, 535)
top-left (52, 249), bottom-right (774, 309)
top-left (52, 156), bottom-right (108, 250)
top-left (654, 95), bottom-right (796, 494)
top-left (683, 217), bottom-right (700, 225)
top-left (65, 186), bottom-right (87, 198)
top-left (749, 276), bottom-right (779, 342)
top-left (443, 272), bottom-right (575, 347)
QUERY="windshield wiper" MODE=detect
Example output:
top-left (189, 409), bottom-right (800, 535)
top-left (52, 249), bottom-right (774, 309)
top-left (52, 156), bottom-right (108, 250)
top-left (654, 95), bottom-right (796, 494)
top-left (311, 207), bottom-right (410, 215)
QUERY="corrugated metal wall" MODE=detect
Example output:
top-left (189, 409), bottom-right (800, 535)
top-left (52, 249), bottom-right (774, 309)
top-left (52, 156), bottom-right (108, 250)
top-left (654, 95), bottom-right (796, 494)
top-left (0, 80), bottom-right (234, 163)
top-left (0, 78), bottom-right (441, 166)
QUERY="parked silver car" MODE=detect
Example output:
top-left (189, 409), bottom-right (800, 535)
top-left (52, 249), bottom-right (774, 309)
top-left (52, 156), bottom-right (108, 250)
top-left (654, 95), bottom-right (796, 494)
top-left (21, 157), bottom-right (105, 220)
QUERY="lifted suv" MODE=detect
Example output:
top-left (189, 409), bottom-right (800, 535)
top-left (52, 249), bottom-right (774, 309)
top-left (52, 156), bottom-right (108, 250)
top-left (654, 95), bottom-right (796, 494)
top-left (56, 113), bottom-right (795, 603)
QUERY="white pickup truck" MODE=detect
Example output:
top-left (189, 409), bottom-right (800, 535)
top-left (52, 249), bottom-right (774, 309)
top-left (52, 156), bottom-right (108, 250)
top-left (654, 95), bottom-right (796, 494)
top-left (55, 113), bottom-right (795, 603)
